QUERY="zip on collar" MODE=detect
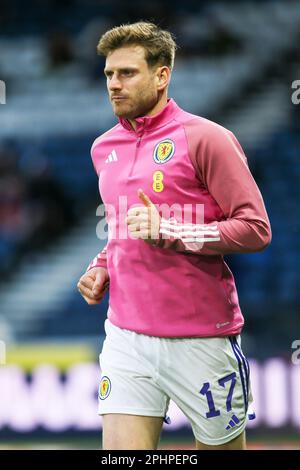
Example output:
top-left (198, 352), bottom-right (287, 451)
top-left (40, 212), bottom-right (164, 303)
top-left (118, 98), bottom-right (179, 133)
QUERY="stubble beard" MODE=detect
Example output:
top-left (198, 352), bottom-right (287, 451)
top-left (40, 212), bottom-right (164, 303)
top-left (112, 88), bottom-right (158, 120)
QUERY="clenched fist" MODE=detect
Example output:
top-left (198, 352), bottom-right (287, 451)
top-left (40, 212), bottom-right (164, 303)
top-left (126, 188), bottom-right (161, 243)
top-left (77, 267), bottom-right (109, 305)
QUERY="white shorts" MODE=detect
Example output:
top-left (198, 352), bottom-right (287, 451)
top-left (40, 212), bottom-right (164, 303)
top-left (98, 319), bottom-right (254, 446)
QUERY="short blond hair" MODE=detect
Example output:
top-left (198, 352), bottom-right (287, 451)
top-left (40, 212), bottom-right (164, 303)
top-left (97, 21), bottom-right (177, 70)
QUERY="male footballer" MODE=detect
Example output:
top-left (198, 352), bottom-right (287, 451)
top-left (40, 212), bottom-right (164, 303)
top-left (77, 22), bottom-right (271, 450)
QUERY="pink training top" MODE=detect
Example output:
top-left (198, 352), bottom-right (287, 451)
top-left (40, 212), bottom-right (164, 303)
top-left (87, 98), bottom-right (271, 337)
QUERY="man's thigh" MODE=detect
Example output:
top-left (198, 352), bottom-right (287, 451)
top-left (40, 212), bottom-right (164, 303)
top-left (98, 320), bottom-right (170, 421)
top-left (157, 335), bottom-right (253, 446)
top-left (102, 414), bottom-right (164, 450)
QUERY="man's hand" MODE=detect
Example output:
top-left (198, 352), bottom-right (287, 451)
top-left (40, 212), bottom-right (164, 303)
top-left (126, 189), bottom-right (161, 243)
top-left (77, 267), bottom-right (109, 305)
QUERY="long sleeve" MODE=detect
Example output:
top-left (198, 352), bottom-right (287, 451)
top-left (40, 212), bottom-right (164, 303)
top-left (87, 136), bottom-right (108, 272)
top-left (86, 244), bottom-right (108, 271)
top-left (157, 120), bottom-right (272, 256)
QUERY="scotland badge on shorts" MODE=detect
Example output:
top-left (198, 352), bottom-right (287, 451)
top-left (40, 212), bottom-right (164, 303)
top-left (153, 139), bottom-right (175, 164)
top-left (99, 376), bottom-right (111, 400)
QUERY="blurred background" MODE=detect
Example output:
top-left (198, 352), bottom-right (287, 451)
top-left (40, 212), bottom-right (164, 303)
top-left (0, 0), bottom-right (300, 450)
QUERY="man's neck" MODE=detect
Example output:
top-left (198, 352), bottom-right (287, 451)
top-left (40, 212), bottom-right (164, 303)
top-left (129, 95), bottom-right (168, 131)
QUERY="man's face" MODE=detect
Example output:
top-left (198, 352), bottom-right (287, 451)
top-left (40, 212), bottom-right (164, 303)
top-left (104, 45), bottom-right (161, 120)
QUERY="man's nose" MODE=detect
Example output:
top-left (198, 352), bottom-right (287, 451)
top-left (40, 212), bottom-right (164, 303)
top-left (109, 74), bottom-right (122, 90)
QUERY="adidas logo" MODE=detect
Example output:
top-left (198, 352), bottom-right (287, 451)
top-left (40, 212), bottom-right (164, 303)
top-left (105, 150), bottom-right (118, 163)
top-left (226, 414), bottom-right (240, 430)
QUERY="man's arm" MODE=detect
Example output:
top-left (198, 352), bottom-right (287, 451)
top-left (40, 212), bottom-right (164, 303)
top-left (158, 122), bottom-right (271, 256)
top-left (77, 245), bottom-right (109, 305)
top-left (86, 245), bottom-right (108, 271)
top-left (78, 136), bottom-right (110, 305)
top-left (127, 122), bottom-right (272, 256)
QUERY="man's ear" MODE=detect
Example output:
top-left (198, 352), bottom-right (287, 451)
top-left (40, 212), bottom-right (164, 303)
top-left (156, 66), bottom-right (170, 91)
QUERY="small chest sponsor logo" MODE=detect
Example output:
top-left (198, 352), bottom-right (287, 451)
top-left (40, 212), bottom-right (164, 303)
top-left (152, 170), bottom-right (164, 192)
top-left (153, 139), bottom-right (175, 164)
